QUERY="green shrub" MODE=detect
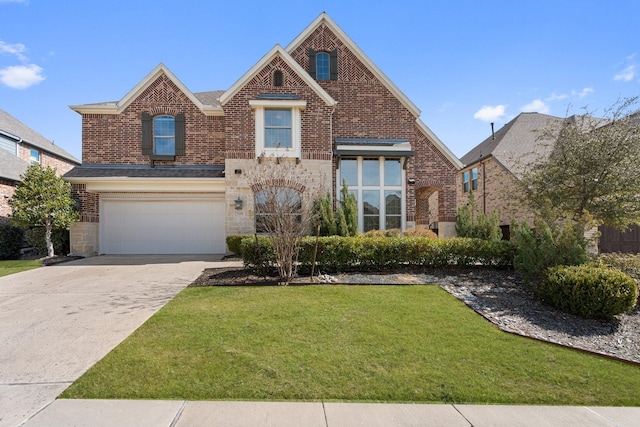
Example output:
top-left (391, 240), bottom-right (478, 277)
top-left (512, 218), bottom-right (587, 281)
top-left (595, 253), bottom-right (640, 281)
top-left (241, 235), bottom-right (514, 275)
top-left (24, 227), bottom-right (70, 256)
top-left (226, 235), bottom-right (251, 255)
top-left (538, 264), bottom-right (638, 319)
top-left (0, 223), bottom-right (24, 260)
top-left (456, 191), bottom-right (502, 241)
top-left (403, 228), bottom-right (438, 239)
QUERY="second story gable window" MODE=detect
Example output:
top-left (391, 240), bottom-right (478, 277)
top-left (308, 49), bottom-right (338, 81)
top-left (153, 115), bottom-right (175, 155)
top-left (264, 109), bottom-right (292, 148)
top-left (250, 98), bottom-right (305, 158)
top-left (30, 148), bottom-right (40, 164)
top-left (463, 167), bottom-right (478, 193)
top-left (141, 112), bottom-right (185, 159)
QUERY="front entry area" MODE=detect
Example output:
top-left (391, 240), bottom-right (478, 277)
top-left (100, 196), bottom-right (225, 254)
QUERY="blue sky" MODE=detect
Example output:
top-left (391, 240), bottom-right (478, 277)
top-left (1, 0), bottom-right (639, 161)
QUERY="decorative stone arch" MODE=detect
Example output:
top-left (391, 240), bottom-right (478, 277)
top-left (250, 179), bottom-right (306, 194)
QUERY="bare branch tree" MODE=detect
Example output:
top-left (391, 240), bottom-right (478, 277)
top-left (244, 157), bottom-right (320, 283)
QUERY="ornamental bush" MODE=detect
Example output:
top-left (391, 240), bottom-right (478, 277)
top-left (226, 235), bottom-right (251, 255)
top-left (538, 264), bottom-right (638, 319)
top-left (0, 223), bottom-right (24, 260)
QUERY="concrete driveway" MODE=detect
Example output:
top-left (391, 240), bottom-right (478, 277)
top-left (0, 255), bottom-right (232, 427)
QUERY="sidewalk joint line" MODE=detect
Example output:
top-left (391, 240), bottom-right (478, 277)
top-left (169, 400), bottom-right (188, 427)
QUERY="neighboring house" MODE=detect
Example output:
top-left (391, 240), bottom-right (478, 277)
top-left (64, 13), bottom-right (462, 256)
top-left (458, 112), bottom-right (566, 237)
top-left (0, 109), bottom-right (81, 222)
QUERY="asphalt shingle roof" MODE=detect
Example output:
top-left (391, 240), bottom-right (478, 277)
top-left (460, 112), bottom-right (565, 177)
top-left (0, 109), bottom-right (80, 164)
top-left (63, 164), bottom-right (225, 179)
top-left (0, 148), bottom-right (29, 182)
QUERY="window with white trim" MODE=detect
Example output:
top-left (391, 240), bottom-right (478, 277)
top-left (338, 157), bottom-right (405, 232)
top-left (250, 99), bottom-right (305, 158)
top-left (30, 148), bottom-right (40, 164)
top-left (463, 167), bottom-right (478, 192)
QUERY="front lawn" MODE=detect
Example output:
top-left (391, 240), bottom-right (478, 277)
top-left (0, 260), bottom-right (41, 277)
top-left (61, 285), bottom-right (640, 405)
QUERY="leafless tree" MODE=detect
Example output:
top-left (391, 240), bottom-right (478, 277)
top-left (245, 157), bottom-right (320, 283)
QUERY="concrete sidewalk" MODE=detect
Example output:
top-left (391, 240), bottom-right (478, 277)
top-left (22, 399), bottom-right (640, 426)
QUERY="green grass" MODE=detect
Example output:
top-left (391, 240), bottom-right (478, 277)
top-left (61, 285), bottom-right (640, 405)
top-left (0, 260), bottom-right (41, 277)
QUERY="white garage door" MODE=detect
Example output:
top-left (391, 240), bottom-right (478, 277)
top-left (100, 198), bottom-right (225, 254)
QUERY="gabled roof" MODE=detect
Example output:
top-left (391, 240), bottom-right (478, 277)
top-left (69, 64), bottom-right (224, 116)
top-left (218, 44), bottom-right (336, 107)
top-left (460, 112), bottom-right (565, 177)
top-left (0, 147), bottom-right (29, 182)
top-left (286, 12), bottom-right (421, 118)
top-left (0, 109), bottom-right (80, 164)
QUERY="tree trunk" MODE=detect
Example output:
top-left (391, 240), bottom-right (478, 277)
top-left (45, 219), bottom-right (55, 258)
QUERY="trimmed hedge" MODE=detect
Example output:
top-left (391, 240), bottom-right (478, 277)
top-left (241, 236), bottom-right (515, 274)
top-left (0, 223), bottom-right (24, 260)
top-left (226, 235), bottom-right (250, 255)
top-left (538, 264), bottom-right (638, 319)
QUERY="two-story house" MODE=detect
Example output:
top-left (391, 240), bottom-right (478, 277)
top-left (0, 109), bottom-right (81, 222)
top-left (64, 13), bottom-right (462, 256)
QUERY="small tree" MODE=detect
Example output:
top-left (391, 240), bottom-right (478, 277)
top-left (520, 97), bottom-right (640, 237)
top-left (339, 180), bottom-right (358, 237)
top-left (246, 158), bottom-right (318, 283)
top-left (311, 180), bottom-right (358, 237)
top-left (9, 165), bottom-right (78, 257)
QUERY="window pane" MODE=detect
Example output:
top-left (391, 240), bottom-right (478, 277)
top-left (265, 128), bottom-right (292, 148)
top-left (340, 158), bottom-right (358, 186)
top-left (265, 109), bottom-right (291, 126)
top-left (316, 52), bottom-right (330, 80)
top-left (30, 148), bottom-right (40, 163)
top-left (363, 190), bottom-right (380, 231)
top-left (363, 158), bottom-right (380, 186)
top-left (471, 167), bottom-right (479, 190)
top-left (154, 115), bottom-right (175, 136)
top-left (154, 137), bottom-right (175, 155)
top-left (385, 216), bottom-right (401, 230)
top-left (384, 159), bottom-right (402, 186)
top-left (385, 191), bottom-right (401, 215)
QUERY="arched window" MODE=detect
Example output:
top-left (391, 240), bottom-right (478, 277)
top-left (255, 187), bottom-right (302, 233)
top-left (153, 115), bottom-right (176, 155)
top-left (315, 52), bottom-right (330, 80)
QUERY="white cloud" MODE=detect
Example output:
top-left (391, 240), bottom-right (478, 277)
top-left (545, 92), bottom-right (568, 102)
top-left (0, 64), bottom-right (45, 89)
top-left (572, 87), bottom-right (594, 98)
top-left (473, 105), bottom-right (506, 122)
top-left (0, 0), bottom-right (29, 3)
top-left (614, 65), bottom-right (636, 82)
top-left (521, 99), bottom-right (550, 114)
top-left (0, 40), bottom-right (27, 61)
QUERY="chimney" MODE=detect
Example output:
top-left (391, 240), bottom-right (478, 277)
top-left (491, 122), bottom-right (495, 140)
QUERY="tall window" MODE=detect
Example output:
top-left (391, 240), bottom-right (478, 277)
top-left (338, 157), bottom-right (404, 232)
top-left (316, 52), bottom-right (330, 80)
top-left (30, 148), bottom-right (40, 164)
top-left (153, 115), bottom-right (176, 155)
top-left (463, 168), bottom-right (478, 193)
top-left (264, 109), bottom-right (292, 148)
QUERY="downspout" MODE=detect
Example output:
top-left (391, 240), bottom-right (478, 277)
top-left (482, 160), bottom-right (487, 214)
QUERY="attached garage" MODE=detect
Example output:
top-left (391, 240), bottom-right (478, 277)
top-left (100, 196), bottom-right (225, 254)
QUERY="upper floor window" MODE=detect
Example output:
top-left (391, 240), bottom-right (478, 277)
top-left (141, 112), bottom-right (185, 159)
top-left (264, 109), bottom-right (292, 149)
top-left (153, 115), bottom-right (175, 155)
top-left (463, 167), bottom-right (478, 192)
top-left (316, 52), bottom-right (330, 80)
top-left (30, 148), bottom-right (40, 164)
top-left (308, 49), bottom-right (338, 81)
top-left (249, 99), bottom-right (305, 158)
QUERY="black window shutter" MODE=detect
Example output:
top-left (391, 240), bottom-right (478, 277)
top-left (308, 48), bottom-right (317, 78)
top-left (141, 112), bottom-right (152, 155)
top-left (175, 113), bottom-right (185, 156)
top-left (330, 49), bottom-right (338, 80)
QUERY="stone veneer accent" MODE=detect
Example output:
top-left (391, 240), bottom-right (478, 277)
top-left (69, 221), bottom-right (99, 257)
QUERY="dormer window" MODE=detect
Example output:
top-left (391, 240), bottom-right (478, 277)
top-left (308, 49), bottom-right (338, 81)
